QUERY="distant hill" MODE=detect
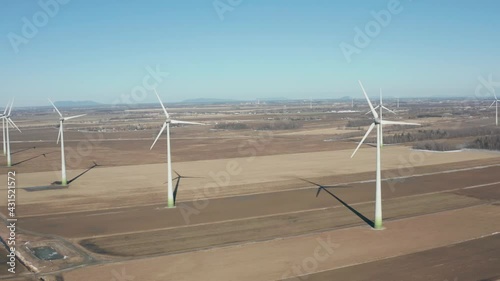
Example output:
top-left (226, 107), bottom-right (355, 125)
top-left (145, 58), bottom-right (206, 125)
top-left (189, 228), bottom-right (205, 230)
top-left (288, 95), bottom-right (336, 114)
top-left (54, 101), bottom-right (102, 107)
top-left (181, 98), bottom-right (240, 104)
top-left (339, 96), bottom-right (353, 101)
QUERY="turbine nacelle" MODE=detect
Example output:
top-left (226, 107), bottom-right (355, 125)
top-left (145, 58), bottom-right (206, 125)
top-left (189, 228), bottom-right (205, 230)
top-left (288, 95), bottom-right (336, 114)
top-left (2, 100), bottom-right (21, 133)
top-left (150, 89), bottom-right (205, 150)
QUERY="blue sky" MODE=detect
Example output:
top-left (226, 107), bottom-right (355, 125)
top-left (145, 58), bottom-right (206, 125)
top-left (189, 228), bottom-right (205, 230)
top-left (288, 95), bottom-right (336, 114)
top-left (1, 0), bottom-right (500, 106)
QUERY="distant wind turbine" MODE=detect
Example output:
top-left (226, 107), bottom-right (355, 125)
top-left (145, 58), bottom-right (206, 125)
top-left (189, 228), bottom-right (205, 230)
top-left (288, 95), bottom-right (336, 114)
top-left (49, 99), bottom-right (86, 186)
top-left (2, 100), bottom-right (22, 167)
top-left (489, 92), bottom-right (499, 126)
top-left (150, 89), bottom-right (205, 208)
top-left (1, 102), bottom-right (10, 156)
top-left (352, 81), bottom-right (420, 230)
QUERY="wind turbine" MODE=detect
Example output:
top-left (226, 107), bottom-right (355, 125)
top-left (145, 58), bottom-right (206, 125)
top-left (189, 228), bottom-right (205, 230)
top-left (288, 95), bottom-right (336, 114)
top-left (366, 89), bottom-right (396, 147)
top-left (49, 99), bottom-right (86, 186)
top-left (2, 101), bottom-right (22, 167)
top-left (488, 92), bottom-right (499, 126)
top-left (1, 102), bottom-right (10, 156)
top-left (150, 89), bottom-right (204, 208)
top-left (352, 81), bottom-right (420, 230)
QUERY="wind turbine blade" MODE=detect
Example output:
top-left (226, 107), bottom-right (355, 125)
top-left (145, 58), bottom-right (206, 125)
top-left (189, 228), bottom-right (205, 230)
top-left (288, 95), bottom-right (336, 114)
top-left (489, 101), bottom-right (496, 108)
top-left (358, 80), bottom-right (378, 119)
top-left (315, 186), bottom-right (323, 198)
top-left (3, 100), bottom-right (10, 115)
top-left (57, 126), bottom-right (62, 144)
top-left (64, 114), bottom-right (86, 121)
top-left (7, 99), bottom-right (14, 116)
top-left (154, 89), bottom-right (170, 118)
top-left (171, 120), bottom-right (205, 126)
top-left (382, 106), bottom-right (396, 114)
top-left (48, 99), bottom-right (63, 117)
top-left (381, 120), bottom-right (420, 126)
top-left (351, 122), bottom-right (375, 158)
top-left (150, 122), bottom-right (167, 150)
top-left (365, 105), bottom-right (380, 115)
top-left (7, 118), bottom-right (21, 133)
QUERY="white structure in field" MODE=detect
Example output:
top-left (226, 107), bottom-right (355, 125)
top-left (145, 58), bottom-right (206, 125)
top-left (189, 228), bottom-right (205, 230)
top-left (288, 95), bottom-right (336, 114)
top-left (489, 92), bottom-right (499, 126)
top-left (351, 81), bottom-right (420, 230)
top-left (49, 99), bottom-right (86, 186)
top-left (2, 100), bottom-right (21, 167)
top-left (150, 89), bottom-right (204, 208)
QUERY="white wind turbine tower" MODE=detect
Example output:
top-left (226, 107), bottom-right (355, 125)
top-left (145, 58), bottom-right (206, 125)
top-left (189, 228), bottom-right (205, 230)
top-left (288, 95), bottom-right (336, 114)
top-left (488, 92), bottom-right (499, 126)
top-left (150, 89), bottom-right (205, 208)
top-left (49, 99), bottom-right (86, 186)
top-left (352, 81), bottom-right (420, 230)
top-left (366, 89), bottom-right (396, 147)
top-left (2, 101), bottom-right (22, 167)
top-left (1, 102), bottom-right (10, 156)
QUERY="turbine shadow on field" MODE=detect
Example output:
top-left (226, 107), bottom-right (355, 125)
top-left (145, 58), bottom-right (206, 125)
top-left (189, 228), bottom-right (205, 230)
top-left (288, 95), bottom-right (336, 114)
top-left (172, 170), bottom-right (202, 203)
top-left (67, 161), bottom-right (100, 184)
top-left (51, 161), bottom-right (100, 186)
top-left (300, 178), bottom-right (375, 228)
top-left (11, 146), bottom-right (36, 155)
top-left (12, 152), bottom-right (52, 166)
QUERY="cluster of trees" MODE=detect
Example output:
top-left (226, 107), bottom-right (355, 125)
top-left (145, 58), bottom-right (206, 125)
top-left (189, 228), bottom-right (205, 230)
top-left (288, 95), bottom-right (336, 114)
top-left (254, 121), bottom-right (302, 131)
top-left (214, 123), bottom-right (249, 130)
top-left (385, 129), bottom-right (449, 144)
top-left (412, 141), bottom-right (460, 151)
top-left (385, 127), bottom-right (500, 145)
top-left (346, 119), bottom-right (373, 128)
top-left (213, 121), bottom-right (302, 131)
top-left (467, 135), bottom-right (500, 151)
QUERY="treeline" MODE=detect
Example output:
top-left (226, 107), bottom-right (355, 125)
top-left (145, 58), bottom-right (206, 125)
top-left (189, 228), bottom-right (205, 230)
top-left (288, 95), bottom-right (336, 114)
top-left (214, 123), bottom-right (249, 130)
top-left (213, 121), bottom-right (302, 131)
top-left (413, 135), bottom-right (500, 151)
top-left (385, 129), bottom-right (448, 144)
top-left (346, 119), bottom-right (373, 128)
top-left (254, 121), bottom-right (302, 131)
top-left (385, 127), bottom-right (500, 145)
top-left (412, 141), bottom-right (460, 151)
top-left (467, 135), bottom-right (500, 151)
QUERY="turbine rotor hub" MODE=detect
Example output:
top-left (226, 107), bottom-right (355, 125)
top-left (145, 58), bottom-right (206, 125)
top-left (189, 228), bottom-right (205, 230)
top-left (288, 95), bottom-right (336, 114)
top-left (374, 118), bottom-right (381, 124)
